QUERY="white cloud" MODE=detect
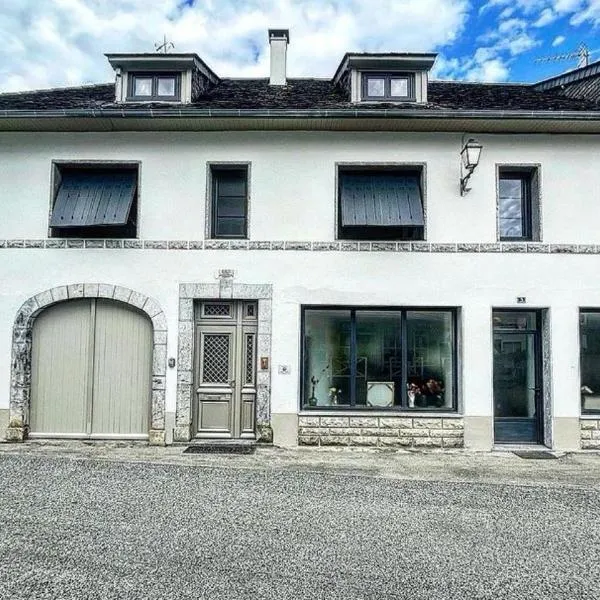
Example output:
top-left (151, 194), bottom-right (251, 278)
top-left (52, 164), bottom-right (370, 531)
top-left (466, 57), bottom-right (510, 81)
top-left (497, 18), bottom-right (528, 33)
top-left (552, 35), bottom-right (566, 46)
top-left (432, 48), bottom-right (511, 83)
top-left (0, 0), bottom-right (470, 92)
top-left (533, 8), bottom-right (556, 26)
top-left (570, 1), bottom-right (600, 26)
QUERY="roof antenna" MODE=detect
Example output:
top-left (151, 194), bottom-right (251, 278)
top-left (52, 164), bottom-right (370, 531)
top-left (534, 42), bottom-right (594, 69)
top-left (155, 34), bottom-right (175, 54)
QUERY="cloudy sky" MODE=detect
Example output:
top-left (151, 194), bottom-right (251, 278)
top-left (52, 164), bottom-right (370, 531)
top-left (1, 0), bottom-right (599, 93)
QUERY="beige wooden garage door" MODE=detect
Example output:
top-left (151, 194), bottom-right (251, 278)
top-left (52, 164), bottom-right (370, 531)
top-left (30, 298), bottom-right (152, 438)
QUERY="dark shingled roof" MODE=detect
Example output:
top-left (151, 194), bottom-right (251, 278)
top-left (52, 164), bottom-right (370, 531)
top-left (0, 78), bottom-right (598, 112)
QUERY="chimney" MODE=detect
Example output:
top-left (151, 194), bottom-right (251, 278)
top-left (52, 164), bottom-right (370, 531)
top-left (268, 29), bottom-right (289, 86)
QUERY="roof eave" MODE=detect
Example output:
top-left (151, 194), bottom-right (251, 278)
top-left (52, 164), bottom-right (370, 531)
top-left (1, 107), bottom-right (599, 120)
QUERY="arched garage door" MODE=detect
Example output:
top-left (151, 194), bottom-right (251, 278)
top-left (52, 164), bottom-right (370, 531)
top-left (30, 298), bottom-right (153, 438)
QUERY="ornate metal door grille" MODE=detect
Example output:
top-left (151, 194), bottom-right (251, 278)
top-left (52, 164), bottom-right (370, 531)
top-left (245, 334), bottom-right (255, 385)
top-left (203, 303), bottom-right (232, 317)
top-left (202, 334), bottom-right (230, 383)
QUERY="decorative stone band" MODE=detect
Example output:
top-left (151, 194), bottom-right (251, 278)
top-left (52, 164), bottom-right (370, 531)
top-left (0, 240), bottom-right (597, 253)
top-left (298, 415), bottom-right (464, 448)
top-left (175, 281), bottom-right (274, 444)
top-left (580, 419), bottom-right (600, 449)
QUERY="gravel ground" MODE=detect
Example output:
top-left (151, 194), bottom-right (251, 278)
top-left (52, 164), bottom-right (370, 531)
top-left (0, 445), bottom-right (599, 599)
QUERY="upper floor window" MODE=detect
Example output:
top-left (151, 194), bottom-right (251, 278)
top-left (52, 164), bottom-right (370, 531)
top-left (50, 163), bottom-right (138, 238)
top-left (362, 73), bottom-right (415, 101)
top-left (337, 166), bottom-right (424, 240)
top-left (209, 166), bottom-right (249, 239)
top-left (498, 167), bottom-right (540, 241)
top-left (128, 72), bottom-right (181, 101)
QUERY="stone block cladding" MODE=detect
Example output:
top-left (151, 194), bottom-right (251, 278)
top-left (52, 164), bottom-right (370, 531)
top-left (580, 419), bottom-right (600, 449)
top-left (298, 415), bottom-right (464, 448)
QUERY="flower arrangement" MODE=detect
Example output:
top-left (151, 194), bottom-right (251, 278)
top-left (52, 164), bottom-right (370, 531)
top-left (328, 387), bottom-right (341, 405)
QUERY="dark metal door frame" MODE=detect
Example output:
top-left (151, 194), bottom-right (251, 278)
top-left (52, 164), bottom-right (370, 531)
top-left (493, 309), bottom-right (544, 445)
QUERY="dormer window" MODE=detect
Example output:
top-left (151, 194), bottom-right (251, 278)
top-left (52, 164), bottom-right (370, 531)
top-left (106, 53), bottom-right (220, 104)
top-left (332, 52), bottom-right (436, 105)
top-left (128, 73), bottom-right (181, 101)
top-left (362, 73), bottom-right (415, 101)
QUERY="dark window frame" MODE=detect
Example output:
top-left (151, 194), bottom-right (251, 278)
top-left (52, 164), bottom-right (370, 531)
top-left (498, 167), bottom-right (539, 242)
top-left (127, 72), bottom-right (181, 101)
top-left (361, 72), bottom-right (416, 101)
top-left (580, 309), bottom-right (600, 415)
top-left (300, 305), bottom-right (458, 413)
top-left (49, 161), bottom-right (140, 239)
top-left (209, 164), bottom-right (249, 240)
top-left (336, 164), bottom-right (426, 241)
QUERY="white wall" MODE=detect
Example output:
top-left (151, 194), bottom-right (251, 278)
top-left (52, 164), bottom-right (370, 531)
top-left (0, 250), bottom-right (599, 422)
top-left (1, 131), bottom-right (599, 243)
top-left (0, 130), bottom-right (599, 424)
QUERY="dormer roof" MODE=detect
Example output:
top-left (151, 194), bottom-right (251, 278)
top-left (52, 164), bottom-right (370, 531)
top-left (332, 52), bottom-right (437, 86)
top-left (105, 52), bottom-right (219, 104)
top-left (105, 53), bottom-right (219, 84)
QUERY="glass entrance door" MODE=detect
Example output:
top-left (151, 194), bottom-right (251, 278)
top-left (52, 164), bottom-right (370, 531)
top-left (493, 311), bottom-right (542, 444)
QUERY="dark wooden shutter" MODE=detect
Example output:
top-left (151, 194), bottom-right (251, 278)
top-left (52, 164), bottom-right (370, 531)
top-left (212, 169), bottom-right (248, 238)
top-left (340, 172), bottom-right (424, 227)
top-left (51, 169), bottom-right (137, 228)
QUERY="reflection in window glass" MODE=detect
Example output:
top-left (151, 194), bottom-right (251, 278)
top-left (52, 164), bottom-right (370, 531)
top-left (302, 308), bottom-right (456, 411)
top-left (406, 311), bottom-right (453, 410)
top-left (355, 312), bottom-right (402, 407)
top-left (304, 310), bottom-right (351, 407)
top-left (390, 78), bottom-right (408, 97)
top-left (157, 77), bottom-right (176, 96)
top-left (499, 178), bottom-right (524, 237)
top-left (134, 78), bottom-right (152, 96)
top-left (580, 312), bottom-right (600, 413)
top-left (493, 312), bottom-right (536, 330)
top-left (367, 78), bottom-right (385, 97)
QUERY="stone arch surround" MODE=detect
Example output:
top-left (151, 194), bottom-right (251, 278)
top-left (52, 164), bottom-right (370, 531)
top-left (7, 283), bottom-right (168, 445)
top-left (175, 276), bottom-right (273, 443)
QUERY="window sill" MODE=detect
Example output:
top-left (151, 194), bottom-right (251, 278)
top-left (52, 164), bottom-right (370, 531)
top-left (298, 410), bottom-right (461, 418)
top-left (123, 99), bottom-right (184, 104)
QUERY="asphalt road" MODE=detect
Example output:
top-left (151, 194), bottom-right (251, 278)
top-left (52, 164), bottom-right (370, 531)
top-left (0, 448), bottom-right (599, 599)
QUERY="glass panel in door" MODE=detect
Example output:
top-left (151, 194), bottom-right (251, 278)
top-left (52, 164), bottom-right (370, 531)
top-left (493, 330), bottom-right (540, 443)
top-left (196, 326), bottom-right (236, 436)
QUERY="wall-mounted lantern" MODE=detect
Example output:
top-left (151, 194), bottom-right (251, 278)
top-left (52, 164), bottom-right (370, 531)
top-left (460, 138), bottom-right (483, 195)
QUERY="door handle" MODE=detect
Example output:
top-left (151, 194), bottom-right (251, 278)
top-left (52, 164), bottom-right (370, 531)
top-left (229, 379), bottom-right (236, 388)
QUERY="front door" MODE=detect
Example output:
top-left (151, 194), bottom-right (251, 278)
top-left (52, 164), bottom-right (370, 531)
top-left (493, 310), bottom-right (543, 444)
top-left (194, 301), bottom-right (257, 439)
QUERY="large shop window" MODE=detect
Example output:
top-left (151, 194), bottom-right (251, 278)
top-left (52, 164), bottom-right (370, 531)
top-left (580, 311), bottom-right (600, 413)
top-left (302, 307), bottom-right (457, 411)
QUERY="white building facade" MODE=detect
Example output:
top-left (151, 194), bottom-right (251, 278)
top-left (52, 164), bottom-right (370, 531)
top-left (1, 31), bottom-right (600, 451)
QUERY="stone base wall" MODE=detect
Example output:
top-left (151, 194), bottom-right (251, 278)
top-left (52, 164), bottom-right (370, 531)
top-left (298, 416), bottom-right (464, 448)
top-left (580, 419), bottom-right (600, 449)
